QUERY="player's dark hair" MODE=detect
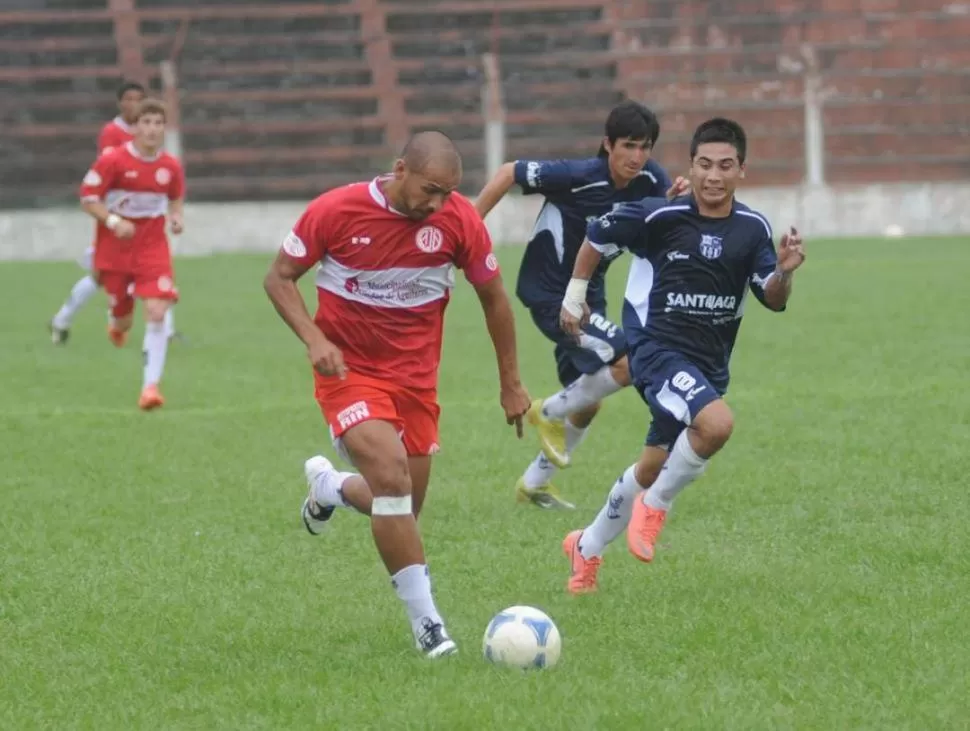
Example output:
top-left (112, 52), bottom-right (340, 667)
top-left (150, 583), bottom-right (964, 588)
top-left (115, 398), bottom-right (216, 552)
top-left (597, 100), bottom-right (660, 158)
top-left (690, 117), bottom-right (747, 164)
top-left (117, 81), bottom-right (146, 100)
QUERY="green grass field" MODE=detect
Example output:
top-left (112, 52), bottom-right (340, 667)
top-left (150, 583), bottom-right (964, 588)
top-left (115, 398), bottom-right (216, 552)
top-left (2, 238), bottom-right (969, 730)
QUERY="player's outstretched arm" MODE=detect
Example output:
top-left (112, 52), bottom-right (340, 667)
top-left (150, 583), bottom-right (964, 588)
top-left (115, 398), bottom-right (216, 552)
top-left (474, 162), bottom-right (515, 219)
top-left (763, 227), bottom-right (806, 311)
top-left (473, 274), bottom-right (531, 437)
top-left (263, 252), bottom-right (347, 378)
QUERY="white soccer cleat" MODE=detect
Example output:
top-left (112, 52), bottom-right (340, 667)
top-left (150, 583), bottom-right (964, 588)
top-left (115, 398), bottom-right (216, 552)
top-left (301, 456), bottom-right (337, 535)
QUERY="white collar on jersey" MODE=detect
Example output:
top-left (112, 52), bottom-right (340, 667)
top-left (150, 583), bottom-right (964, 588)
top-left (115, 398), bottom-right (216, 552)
top-left (113, 116), bottom-right (132, 133)
top-left (368, 176), bottom-right (407, 217)
top-left (125, 141), bottom-right (162, 162)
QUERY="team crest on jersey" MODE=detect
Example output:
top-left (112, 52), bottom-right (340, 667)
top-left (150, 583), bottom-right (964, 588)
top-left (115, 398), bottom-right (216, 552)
top-left (415, 226), bottom-right (443, 253)
top-left (83, 170), bottom-right (102, 186)
top-left (281, 230), bottom-right (307, 258)
top-left (699, 234), bottom-right (723, 259)
top-left (155, 168), bottom-right (172, 185)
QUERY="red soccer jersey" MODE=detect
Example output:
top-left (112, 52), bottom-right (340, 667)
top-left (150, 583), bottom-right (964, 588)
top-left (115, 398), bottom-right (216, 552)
top-left (281, 177), bottom-right (501, 391)
top-left (97, 116), bottom-right (134, 156)
top-left (79, 142), bottom-right (185, 273)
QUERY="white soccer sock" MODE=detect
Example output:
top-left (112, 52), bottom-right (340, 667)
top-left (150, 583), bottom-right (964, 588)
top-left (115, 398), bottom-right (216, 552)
top-left (542, 368), bottom-right (623, 420)
top-left (579, 464), bottom-right (645, 559)
top-left (522, 453), bottom-right (557, 489)
top-left (391, 564), bottom-right (444, 637)
top-left (521, 419), bottom-right (589, 489)
top-left (52, 275), bottom-right (99, 330)
top-left (163, 307), bottom-right (175, 338)
top-left (310, 468), bottom-right (357, 509)
top-left (142, 321), bottom-right (169, 388)
top-left (643, 430), bottom-right (708, 511)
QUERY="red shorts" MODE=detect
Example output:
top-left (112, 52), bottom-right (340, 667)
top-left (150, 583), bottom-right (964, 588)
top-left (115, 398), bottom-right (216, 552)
top-left (100, 265), bottom-right (179, 318)
top-left (314, 371), bottom-right (440, 458)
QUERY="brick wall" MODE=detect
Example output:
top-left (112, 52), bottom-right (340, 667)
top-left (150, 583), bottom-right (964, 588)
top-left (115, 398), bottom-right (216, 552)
top-left (610, 0), bottom-right (970, 184)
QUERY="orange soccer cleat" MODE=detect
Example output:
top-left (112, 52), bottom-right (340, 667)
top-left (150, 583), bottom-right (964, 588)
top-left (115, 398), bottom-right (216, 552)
top-left (627, 498), bottom-right (668, 563)
top-left (107, 325), bottom-right (127, 348)
top-left (562, 530), bottom-right (601, 595)
top-left (138, 384), bottom-right (165, 411)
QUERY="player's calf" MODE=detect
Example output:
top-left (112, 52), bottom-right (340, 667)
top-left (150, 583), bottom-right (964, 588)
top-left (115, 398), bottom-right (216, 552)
top-left (303, 454), bottom-right (372, 527)
top-left (139, 298), bottom-right (171, 410)
top-left (341, 420), bottom-right (455, 657)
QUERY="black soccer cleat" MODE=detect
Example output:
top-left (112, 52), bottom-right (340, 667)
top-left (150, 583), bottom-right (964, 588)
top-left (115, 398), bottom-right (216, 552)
top-left (415, 618), bottom-right (457, 659)
top-left (48, 322), bottom-right (69, 345)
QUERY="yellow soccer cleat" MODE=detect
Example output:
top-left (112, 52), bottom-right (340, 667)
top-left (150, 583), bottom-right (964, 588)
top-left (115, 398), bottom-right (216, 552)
top-left (526, 399), bottom-right (570, 468)
top-left (515, 477), bottom-right (575, 510)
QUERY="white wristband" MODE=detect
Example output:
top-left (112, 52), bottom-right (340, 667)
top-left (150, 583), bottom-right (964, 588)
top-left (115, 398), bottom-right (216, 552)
top-left (105, 213), bottom-right (121, 231)
top-left (562, 277), bottom-right (589, 318)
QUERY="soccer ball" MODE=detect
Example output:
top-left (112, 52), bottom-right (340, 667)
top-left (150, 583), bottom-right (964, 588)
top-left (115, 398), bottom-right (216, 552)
top-left (482, 605), bottom-right (561, 669)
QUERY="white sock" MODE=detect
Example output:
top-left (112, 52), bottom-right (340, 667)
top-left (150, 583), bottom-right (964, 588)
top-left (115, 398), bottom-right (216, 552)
top-left (542, 368), bottom-right (622, 420)
top-left (522, 452), bottom-right (557, 489)
top-left (643, 430), bottom-right (708, 511)
top-left (310, 468), bottom-right (357, 509)
top-left (391, 564), bottom-right (444, 637)
top-left (579, 464), bottom-right (645, 559)
top-left (521, 418), bottom-right (589, 489)
top-left (163, 307), bottom-right (175, 338)
top-left (142, 321), bottom-right (169, 388)
top-left (52, 275), bottom-right (99, 329)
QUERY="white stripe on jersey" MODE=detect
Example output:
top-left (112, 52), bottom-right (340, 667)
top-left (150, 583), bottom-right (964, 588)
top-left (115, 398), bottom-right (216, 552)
top-left (315, 255), bottom-right (455, 309)
top-left (105, 190), bottom-right (169, 218)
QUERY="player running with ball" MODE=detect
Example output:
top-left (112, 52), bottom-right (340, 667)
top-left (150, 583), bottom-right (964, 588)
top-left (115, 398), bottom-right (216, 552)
top-left (559, 118), bottom-right (806, 594)
top-left (264, 131), bottom-right (531, 657)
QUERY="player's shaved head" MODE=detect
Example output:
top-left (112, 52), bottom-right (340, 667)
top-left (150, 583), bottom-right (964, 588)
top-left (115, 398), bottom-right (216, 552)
top-left (386, 131), bottom-right (462, 220)
top-left (401, 130), bottom-right (462, 177)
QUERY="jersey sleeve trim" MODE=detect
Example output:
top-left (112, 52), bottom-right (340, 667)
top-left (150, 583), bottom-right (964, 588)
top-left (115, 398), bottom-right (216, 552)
top-left (645, 204), bottom-right (691, 224)
top-left (588, 239), bottom-right (621, 256)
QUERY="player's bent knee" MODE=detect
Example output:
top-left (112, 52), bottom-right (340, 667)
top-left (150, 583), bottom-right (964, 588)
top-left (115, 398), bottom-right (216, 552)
top-left (610, 356), bottom-right (632, 387)
top-left (143, 298), bottom-right (169, 323)
top-left (694, 400), bottom-right (734, 448)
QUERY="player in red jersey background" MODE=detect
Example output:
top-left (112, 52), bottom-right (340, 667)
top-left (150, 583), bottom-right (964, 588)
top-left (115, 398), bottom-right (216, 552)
top-left (79, 99), bottom-right (185, 410)
top-left (50, 81), bottom-right (179, 345)
top-left (264, 131), bottom-right (531, 658)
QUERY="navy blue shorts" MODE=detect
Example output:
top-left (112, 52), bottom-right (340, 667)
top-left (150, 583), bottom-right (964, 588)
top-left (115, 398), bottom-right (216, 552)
top-left (630, 343), bottom-right (725, 450)
top-left (529, 305), bottom-right (627, 387)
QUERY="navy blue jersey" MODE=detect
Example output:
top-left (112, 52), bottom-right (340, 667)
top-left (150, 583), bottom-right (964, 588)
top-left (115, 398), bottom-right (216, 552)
top-left (586, 195), bottom-right (782, 387)
top-left (513, 156), bottom-right (672, 309)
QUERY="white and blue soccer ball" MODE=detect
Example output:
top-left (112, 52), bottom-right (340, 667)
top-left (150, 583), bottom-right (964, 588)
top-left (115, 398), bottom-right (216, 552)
top-left (482, 605), bottom-right (561, 669)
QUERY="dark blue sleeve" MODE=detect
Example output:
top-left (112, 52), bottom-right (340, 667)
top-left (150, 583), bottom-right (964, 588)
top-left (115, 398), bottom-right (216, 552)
top-left (748, 225), bottom-right (784, 310)
top-left (586, 200), bottom-right (653, 258)
top-left (513, 159), bottom-right (575, 195)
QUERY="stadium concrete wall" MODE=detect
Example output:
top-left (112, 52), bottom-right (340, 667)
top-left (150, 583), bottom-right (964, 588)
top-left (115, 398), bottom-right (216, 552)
top-left (2, 182), bottom-right (968, 262)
